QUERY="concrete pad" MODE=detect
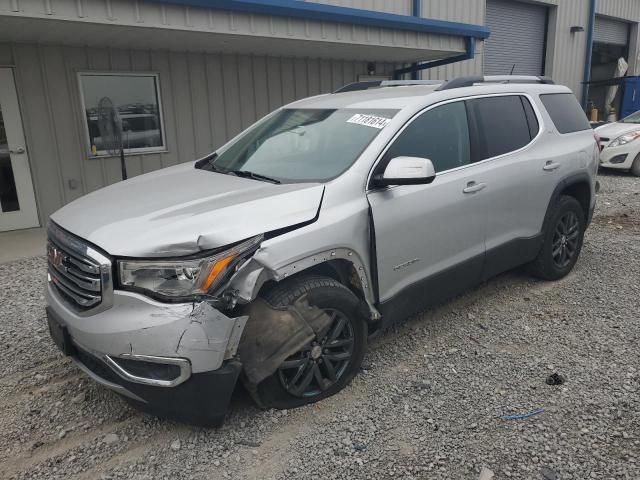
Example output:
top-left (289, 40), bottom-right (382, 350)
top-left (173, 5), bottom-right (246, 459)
top-left (0, 227), bottom-right (46, 264)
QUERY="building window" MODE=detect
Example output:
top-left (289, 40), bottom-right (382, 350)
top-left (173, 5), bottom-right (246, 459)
top-left (78, 72), bottom-right (165, 156)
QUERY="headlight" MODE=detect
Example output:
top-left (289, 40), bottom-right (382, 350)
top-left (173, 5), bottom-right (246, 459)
top-left (608, 130), bottom-right (640, 148)
top-left (117, 235), bottom-right (262, 300)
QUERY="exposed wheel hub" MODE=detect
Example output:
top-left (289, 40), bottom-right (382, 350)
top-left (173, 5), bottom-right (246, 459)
top-left (310, 345), bottom-right (322, 360)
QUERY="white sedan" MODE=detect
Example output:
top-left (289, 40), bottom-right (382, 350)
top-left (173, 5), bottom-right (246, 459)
top-left (595, 111), bottom-right (640, 176)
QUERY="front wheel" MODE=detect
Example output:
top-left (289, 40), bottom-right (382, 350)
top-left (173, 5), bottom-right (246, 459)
top-left (254, 275), bottom-right (367, 410)
top-left (529, 195), bottom-right (586, 281)
top-left (631, 153), bottom-right (640, 177)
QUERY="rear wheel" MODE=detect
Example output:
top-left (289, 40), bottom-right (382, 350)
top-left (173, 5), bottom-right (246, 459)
top-left (255, 275), bottom-right (367, 409)
top-left (529, 195), bottom-right (585, 281)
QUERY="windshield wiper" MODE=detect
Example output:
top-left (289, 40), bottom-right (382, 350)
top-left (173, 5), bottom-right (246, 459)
top-left (228, 170), bottom-right (281, 184)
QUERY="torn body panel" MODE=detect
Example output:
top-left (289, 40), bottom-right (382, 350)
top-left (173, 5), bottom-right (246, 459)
top-left (46, 285), bottom-right (247, 376)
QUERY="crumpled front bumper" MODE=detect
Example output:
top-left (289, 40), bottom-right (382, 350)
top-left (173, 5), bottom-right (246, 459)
top-left (46, 283), bottom-right (248, 426)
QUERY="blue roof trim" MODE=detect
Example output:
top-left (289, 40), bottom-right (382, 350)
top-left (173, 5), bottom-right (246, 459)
top-left (152, 0), bottom-right (490, 39)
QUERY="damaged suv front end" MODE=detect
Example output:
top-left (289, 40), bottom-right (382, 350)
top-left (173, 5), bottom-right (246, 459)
top-left (46, 222), bottom-right (259, 425)
top-left (46, 105), bottom-right (393, 425)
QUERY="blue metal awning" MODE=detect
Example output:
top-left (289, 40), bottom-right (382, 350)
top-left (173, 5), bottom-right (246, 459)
top-left (152, 0), bottom-right (490, 40)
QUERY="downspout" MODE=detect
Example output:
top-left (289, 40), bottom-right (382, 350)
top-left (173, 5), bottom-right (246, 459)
top-left (410, 0), bottom-right (421, 80)
top-left (581, 0), bottom-right (596, 108)
top-left (394, 37), bottom-right (476, 79)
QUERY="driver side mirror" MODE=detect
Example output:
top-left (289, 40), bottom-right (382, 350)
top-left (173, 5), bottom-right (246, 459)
top-left (373, 156), bottom-right (436, 187)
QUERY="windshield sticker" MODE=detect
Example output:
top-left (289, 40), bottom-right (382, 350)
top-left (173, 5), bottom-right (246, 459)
top-left (347, 114), bottom-right (392, 129)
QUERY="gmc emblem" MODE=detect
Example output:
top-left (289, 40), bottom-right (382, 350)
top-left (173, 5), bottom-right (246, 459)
top-left (48, 246), bottom-right (65, 269)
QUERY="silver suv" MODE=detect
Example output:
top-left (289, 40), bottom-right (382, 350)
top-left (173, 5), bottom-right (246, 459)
top-left (46, 76), bottom-right (598, 426)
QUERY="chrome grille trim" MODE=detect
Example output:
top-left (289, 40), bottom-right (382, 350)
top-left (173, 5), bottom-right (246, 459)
top-left (47, 222), bottom-right (114, 315)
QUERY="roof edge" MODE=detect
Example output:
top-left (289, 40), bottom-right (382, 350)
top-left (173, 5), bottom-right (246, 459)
top-left (152, 0), bottom-right (490, 39)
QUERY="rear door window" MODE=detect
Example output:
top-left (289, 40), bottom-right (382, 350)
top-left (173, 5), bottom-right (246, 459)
top-left (381, 101), bottom-right (471, 173)
top-left (540, 93), bottom-right (590, 134)
top-left (467, 95), bottom-right (535, 161)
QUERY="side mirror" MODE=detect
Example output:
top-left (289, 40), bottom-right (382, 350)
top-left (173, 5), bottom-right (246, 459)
top-left (373, 156), bottom-right (436, 187)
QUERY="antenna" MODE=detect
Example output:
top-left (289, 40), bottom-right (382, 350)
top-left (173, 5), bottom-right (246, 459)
top-left (510, 64), bottom-right (517, 75)
top-left (97, 96), bottom-right (128, 181)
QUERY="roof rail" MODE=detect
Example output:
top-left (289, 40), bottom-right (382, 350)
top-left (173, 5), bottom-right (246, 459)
top-left (436, 75), bottom-right (555, 91)
top-left (333, 79), bottom-right (442, 93)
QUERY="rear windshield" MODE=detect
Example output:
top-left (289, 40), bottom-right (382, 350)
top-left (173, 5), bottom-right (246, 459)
top-left (540, 93), bottom-right (590, 134)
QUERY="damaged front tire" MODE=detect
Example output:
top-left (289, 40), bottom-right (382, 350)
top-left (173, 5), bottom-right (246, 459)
top-left (255, 275), bottom-right (367, 409)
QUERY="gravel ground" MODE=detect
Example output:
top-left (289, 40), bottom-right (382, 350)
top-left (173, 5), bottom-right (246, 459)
top-left (0, 171), bottom-right (638, 480)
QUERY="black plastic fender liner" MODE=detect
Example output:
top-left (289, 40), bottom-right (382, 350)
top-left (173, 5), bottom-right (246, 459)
top-left (236, 296), bottom-right (333, 387)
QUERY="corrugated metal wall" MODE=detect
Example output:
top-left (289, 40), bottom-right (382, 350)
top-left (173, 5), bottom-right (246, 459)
top-left (308, 0), bottom-right (412, 15)
top-left (0, 42), bottom-right (390, 222)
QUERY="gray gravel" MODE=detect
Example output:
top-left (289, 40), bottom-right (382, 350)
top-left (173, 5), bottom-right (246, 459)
top-left (1, 171), bottom-right (638, 480)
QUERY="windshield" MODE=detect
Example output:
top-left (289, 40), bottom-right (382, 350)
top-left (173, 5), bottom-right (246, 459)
top-left (207, 108), bottom-right (397, 183)
top-left (621, 110), bottom-right (640, 123)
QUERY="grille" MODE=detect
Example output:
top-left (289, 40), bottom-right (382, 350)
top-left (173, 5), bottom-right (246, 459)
top-left (47, 224), bottom-right (110, 312)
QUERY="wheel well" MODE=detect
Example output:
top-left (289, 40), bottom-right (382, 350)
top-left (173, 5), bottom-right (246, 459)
top-left (257, 260), bottom-right (367, 301)
top-left (560, 181), bottom-right (590, 217)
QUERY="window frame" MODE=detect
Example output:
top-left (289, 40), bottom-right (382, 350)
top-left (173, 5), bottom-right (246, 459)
top-left (77, 71), bottom-right (167, 157)
top-left (367, 92), bottom-right (544, 191)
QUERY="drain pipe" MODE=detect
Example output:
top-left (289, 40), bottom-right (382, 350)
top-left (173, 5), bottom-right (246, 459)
top-left (581, 0), bottom-right (596, 108)
top-left (410, 0), bottom-right (421, 80)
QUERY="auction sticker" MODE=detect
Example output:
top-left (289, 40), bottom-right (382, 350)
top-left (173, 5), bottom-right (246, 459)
top-left (347, 113), bottom-right (392, 129)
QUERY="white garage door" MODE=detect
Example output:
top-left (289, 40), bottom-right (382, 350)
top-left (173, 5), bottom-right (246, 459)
top-left (594, 16), bottom-right (629, 46)
top-left (485, 0), bottom-right (548, 76)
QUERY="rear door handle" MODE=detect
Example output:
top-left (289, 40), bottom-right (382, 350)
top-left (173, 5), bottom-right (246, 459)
top-left (463, 181), bottom-right (486, 194)
top-left (543, 161), bottom-right (560, 171)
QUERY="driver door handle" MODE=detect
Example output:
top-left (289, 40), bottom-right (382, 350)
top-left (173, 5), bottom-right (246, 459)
top-left (543, 161), bottom-right (560, 171)
top-left (463, 181), bottom-right (487, 194)
top-left (9, 146), bottom-right (25, 154)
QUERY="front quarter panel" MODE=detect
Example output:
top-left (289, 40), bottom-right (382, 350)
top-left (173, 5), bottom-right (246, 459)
top-left (234, 184), bottom-right (374, 303)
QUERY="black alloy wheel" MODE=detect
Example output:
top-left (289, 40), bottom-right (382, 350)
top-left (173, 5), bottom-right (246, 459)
top-left (551, 211), bottom-right (580, 269)
top-left (277, 308), bottom-right (354, 398)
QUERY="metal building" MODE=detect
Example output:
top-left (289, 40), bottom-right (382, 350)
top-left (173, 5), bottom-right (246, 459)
top-left (0, 0), bottom-right (639, 232)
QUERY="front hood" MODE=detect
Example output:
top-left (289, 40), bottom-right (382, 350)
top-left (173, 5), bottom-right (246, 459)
top-left (595, 122), bottom-right (640, 139)
top-left (51, 163), bottom-right (324, 257)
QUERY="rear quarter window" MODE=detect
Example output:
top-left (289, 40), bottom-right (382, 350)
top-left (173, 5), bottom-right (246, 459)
top-left (467, 95), bottom-right (536, 161)
top-left (540, 93), bottom-right (590, 134)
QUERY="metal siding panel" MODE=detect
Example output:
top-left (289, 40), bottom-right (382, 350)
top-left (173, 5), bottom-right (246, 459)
top-left (204, 53), bottom-right (229, 150)
top-left (280, 56), bottom-right (295, 105)
top-left (265, 56), bottom-right (283, 112)
top-left (594, 16), bottom-right (630, 45)
top-left (11, 43), bottom-right (65, 221)
top-left (549, 0), bottom-right (590, 99)
top-left (221, 54), bottom-right (242, 138)
top-left (39, 45), bottom-right (87, 203)
top-left (252, 55), bottom-right (270, 119)
top-left (187, 52), bottom-right (214, 156)
top-left (597, 0), bottom-right (640, 20)
top-left (168, 52), bottom-right (196, 166)
top-left (307, 0), bottom-right (412, 15)
top-left (149, 50), bottom-right (180, 168)
top-left (307, 58), bottom-right (321, 96)
top-left (485, 0), bottom-right (547, 76)
top-left (237, 54), bottom-right (257, 128)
